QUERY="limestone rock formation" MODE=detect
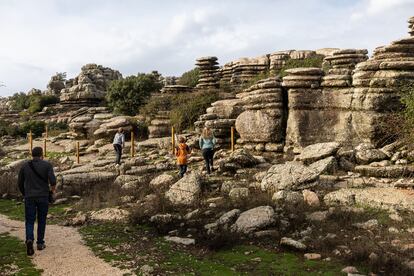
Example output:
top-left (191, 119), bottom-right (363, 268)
top-left (283, 49), bottom-right (369, 150)
top-left (235, 77), bottom-right (285, 151)
top-left (196, 56), bottom-right (219, 89)
top-left (60, 64), bottom-right (122, 104)
top-left (230, 55), bottom-right (269, 88)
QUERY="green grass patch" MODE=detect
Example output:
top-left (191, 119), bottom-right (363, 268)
top-left (80, 223), bottom-right (366, 275)
top-left (45, 151), bottom-right (72, 159)
top-left (0, 199), bottom-right (69, 223)
top-left (0, 233), bottom-right (42, 275)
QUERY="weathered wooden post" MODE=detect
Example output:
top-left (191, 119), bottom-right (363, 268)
top-left (131, 131), bottom-right (135, 157)
top-left (231, 126), bottom-right (235, 152)
top-left (43, 139), bottom-right (47, 158)
top-left (29, 130), bottom-right (33, 154)
top-left (171, 126), bottom-right (175, 154)
top-left (45, 125), bottom-right (48, 139)
top-left (76, 141), bottom-right (80, 164)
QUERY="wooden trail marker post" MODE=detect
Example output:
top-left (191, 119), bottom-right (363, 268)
top-left (171, 126), bottom-right (175, 154)
top-left (44, 125), bottom-right (48, 158)
top-left (29, 131), bottom-right (33, 154)
top-left (43, 139), bottom-right (47, 158)
top-left (231, 127), bottom-right (235, 152)
top-left (131, 131), bottom-right (135, 158)
top-left (76, 141), bottom-right (80, 164)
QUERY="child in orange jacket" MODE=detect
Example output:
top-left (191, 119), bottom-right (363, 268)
top-left (176, 136), bottom-right (191, 178)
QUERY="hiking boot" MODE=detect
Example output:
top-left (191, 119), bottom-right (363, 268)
top-left (37, 243), bottom-right (46, 250)
top-left (26, 240), bottom-right (34, 256)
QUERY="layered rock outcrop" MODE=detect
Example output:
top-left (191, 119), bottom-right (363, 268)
top-left (235, 77), bottom-right (285, 152)
top-left (196, 56), bottom-right (219, 89)
top-left (60, 64), bottom-right (122, 105)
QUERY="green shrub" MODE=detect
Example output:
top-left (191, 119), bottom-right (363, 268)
top-left (106, 73), bottom-right (163, 116)
top-left (10, 92), bottom-right (29, 111)
top-left (9, 92), bottom-right (59, 113)
top-left (20, 120), bottom-right (46, 138)
top-left (178, 68), bottom-right (200, 88)
top-left (139, 90), bottom-right (219, 132)
top-left (278, 55), bottom-right (325, 77)
top-left (169, 90), bottom-right (219, 131)
top-left (28, 95), bottom-right (59, 113)
top-left (139, 95), bottom-right (173, 117)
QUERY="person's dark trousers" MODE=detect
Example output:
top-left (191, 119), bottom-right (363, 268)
top-left (25, 197), bottom-right (49, 245)
top-left (179, 165), bottom-right (187, 178)
top-left (113, 144), bottom-right (122, 165)
top-left (202, 148), bottom-right (214, 174)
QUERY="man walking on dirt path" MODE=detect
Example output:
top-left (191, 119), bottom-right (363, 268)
top-left (113, 127), bottom-right (125, 167)
top-left (17, 146), bottom-right (56, 256)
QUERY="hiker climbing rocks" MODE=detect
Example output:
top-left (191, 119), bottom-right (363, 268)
top-left (113, 127), bottom-right (125, 166)
top-left (176, 136), bottom-right (191, 178)
top-left (199, 127), bottom-right (216, 174)
top-left (17, 146), bottom-right (56, 256)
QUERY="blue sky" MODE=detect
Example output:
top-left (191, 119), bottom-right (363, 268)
top-left (0, 0), bottom-right (413, 96)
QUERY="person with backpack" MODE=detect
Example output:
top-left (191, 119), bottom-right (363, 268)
top-left (199, 127), bottom-right (216, 174)
top-left (176, 136), bottom-right (191, 178)
top-left (113, 127), bottom-right (125, 166)
top-left (17, 147), bottom-right (56, 256)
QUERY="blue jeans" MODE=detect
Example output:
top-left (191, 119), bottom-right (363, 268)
top-left (25, 197), bottom-right (49, 245)
top-left (179, 165), bottom-right (187, 178)
top-left (114, 144), bottom-right (122, 165)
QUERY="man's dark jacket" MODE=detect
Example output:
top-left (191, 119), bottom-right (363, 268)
top-left (17, 158), bottom-right (56, 198)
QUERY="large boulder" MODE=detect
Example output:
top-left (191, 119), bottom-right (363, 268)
top-left (355, 143), bottom-right (388, 165)
top-left (150, 174), bottom-right (175, 190)
top-left (165, 172), bottom-right (201, 206)
top-left (217, 149), bottom-right (258, 172)
top-left (308, 156), bottom-right (338, 175)
top-left (261, 162), bottom-right (320, 193)
top-left (231, 206), bottom-right (275, 234)
top-left (235, 110), bottom-right (283, 143)
top-left (296, 142), bottom-right (340, 164)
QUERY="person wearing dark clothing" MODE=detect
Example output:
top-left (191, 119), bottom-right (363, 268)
top-left (113, 127), bottom-right (125, 166)
top-left (17, 147), bottom-right (56, 256)
top-left (199, 127), bottom-right (216, 174)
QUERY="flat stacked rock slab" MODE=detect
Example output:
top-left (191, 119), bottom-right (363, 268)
top-left (322, 49), bottom-right (368, 88)
top-left (235, 77), bottom-right (285, 152)
top-left (230, 55), bottom-right (270, 89)
top-left (351, 18), bottom-right (414, 146)
top-left (196, 56), bottom-right (219, 89)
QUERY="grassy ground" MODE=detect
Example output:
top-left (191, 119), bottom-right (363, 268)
top-left (0, 233), bottom-right (42, 276)
top-left (0, 199), bottom-right (70, 224)
top-left (79, 222), bottom-right (351, 276)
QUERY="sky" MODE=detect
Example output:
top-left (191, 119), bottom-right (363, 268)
top-left (0, 0), bottom-right (413, 96)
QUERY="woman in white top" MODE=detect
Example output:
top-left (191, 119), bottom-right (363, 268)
top-left (113, 127), bottom-right (125, 165)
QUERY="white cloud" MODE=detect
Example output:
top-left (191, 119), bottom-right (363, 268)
top-left (0, 0), bottom-right (413, 96)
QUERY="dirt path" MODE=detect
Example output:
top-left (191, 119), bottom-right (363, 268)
top-left (0, 214), bottom-right (127, 276)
